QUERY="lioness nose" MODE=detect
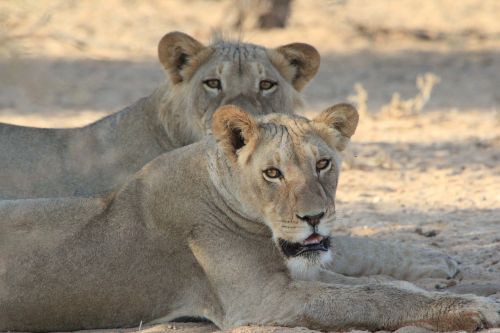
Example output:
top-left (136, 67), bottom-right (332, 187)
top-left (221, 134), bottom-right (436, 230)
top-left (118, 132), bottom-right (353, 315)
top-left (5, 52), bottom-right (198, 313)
top-left (296, 212), bottom-right (325, 227)
top-left (224, 94), bottom-right (259, 114)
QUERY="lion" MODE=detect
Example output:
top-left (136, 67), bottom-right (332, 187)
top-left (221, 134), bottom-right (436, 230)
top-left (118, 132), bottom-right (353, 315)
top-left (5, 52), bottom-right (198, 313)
top-left (0, 31), bottom-right (459, 284)
top-left (1, 104), bottom-right (498, 332)
top-left (0, 31), bottom-right (317, 199)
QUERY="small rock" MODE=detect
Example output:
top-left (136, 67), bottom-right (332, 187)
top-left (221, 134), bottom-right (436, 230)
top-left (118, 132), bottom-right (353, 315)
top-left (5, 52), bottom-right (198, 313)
top-left (415, 227), bottom-right (438, 237)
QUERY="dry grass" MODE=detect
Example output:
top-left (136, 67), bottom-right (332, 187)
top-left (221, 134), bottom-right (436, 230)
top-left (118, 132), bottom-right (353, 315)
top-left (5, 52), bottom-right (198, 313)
top-left (348, 73), bottom-right (440, 120)
top-left (379, 73), bottom-right (440, 118)
top-left (347, 83), bottom-right (369, 119)
top-left (344, 72), bottom-right (440, 170)
top-left (494, 109), bottom-right (500, 124)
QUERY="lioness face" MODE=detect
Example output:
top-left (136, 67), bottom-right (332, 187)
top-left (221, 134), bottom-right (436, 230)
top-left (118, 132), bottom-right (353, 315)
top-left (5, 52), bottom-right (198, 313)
top-left (212, 104), bottom-right (359, 266)
top-left (185, 47), bottom-right (303, 135)
top-left (158, 32), bottom-right (320, 142)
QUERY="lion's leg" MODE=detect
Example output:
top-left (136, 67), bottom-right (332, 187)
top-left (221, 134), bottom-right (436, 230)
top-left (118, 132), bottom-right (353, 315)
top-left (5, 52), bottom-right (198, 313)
top-left (326, 236), bottom-right (460, 281)
top-left (280, 282), bottom-right (500, 332)
top-left (221, 277), bottom-right (499, 331)
top-left (190, 228), bottom-right (498, 331)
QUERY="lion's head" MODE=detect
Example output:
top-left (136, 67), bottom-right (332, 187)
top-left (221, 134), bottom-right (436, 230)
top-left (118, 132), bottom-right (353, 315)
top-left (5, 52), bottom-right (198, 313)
top-left (210, 104), bottom-right (359, 272)
top-left (157, 31), bottom-right (320, 146)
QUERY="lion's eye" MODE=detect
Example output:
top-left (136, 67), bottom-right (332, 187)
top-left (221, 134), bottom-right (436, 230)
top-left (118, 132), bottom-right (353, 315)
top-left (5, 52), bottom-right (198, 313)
top-left (203, 79), bottom-right (221, 90)
top-left (316, 159), bottom-right (331, 171)
top-left (259, 80), bottom-right (277, 91)
top-left (263, 168), bottom-right (283, 179)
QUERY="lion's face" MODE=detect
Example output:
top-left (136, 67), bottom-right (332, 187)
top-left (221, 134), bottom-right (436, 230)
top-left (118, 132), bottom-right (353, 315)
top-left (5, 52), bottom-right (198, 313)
top-left (158, 32), bottom-right (320, 143)
top-left (212, 104), bottom-right (359, 267)
top-left (244, 117), bottom-right (339, 262)
top-left (185, 47), bottom-right (304, 136)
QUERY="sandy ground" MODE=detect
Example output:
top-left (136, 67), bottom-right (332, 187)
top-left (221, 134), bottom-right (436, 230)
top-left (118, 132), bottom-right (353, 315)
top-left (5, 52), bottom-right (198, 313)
top-left (1, 1), bottom-right (500, 332)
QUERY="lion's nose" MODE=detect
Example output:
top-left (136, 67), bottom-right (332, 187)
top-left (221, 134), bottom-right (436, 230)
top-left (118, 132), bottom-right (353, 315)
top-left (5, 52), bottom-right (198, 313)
top-left (296, 212), bottom-right (325, 227)
top-left (224, 94), bottom-right (260, 114)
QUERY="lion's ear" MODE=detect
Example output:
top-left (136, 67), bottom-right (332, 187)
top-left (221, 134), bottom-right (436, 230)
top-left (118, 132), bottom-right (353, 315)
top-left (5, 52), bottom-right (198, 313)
top-left (158, 31), bottom-right (206, 84)
top-left (312, 103), bottom-right (359, 151)
top-left (269, 43), bottom-right (320, 91)
top-left (212, 105), bottom-right (259, 161)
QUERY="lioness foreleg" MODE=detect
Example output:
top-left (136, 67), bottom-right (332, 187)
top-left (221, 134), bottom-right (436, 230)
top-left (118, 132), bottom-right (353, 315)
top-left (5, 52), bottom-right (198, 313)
top-left (327, 236), bottom-right (460, 280)
top-left (220, 276), bottom-right (499, 331)
top-left (189, 229), bottom-right (498, 332)
top-left (276, 282), bottom-right (500, 332)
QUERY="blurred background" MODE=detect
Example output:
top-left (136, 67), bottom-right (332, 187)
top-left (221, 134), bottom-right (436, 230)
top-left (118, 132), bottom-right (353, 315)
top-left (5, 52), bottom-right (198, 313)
top-left (1, 0), bottom-right (499, 286)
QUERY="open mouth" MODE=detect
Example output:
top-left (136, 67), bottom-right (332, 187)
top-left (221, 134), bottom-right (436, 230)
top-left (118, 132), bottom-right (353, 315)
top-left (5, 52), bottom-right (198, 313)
top-left (278, 234), bottom-right (331, 258)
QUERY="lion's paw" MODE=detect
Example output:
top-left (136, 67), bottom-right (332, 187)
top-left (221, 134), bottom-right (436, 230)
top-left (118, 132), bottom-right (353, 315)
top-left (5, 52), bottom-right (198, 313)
top-left (431, 295), bottom-right (500, 332)
top-left (408, 253), bottom-right (461, 281)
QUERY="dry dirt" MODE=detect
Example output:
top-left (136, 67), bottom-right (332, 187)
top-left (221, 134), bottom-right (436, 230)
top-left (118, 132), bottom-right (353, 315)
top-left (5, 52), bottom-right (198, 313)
top-left (1, 1), bottom-right (499, 333)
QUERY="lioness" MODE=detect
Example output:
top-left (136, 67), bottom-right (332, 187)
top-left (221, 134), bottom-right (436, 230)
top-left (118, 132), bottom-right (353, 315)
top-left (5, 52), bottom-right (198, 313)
top-left (0, 31), bottom-right (317, 199)
top-left (0, 31), bottom-right (461, 283)
top-left (1, 105), bottom-right (498, 332)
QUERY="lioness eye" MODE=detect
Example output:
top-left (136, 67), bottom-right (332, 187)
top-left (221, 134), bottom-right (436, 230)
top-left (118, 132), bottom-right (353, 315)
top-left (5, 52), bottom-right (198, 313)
top-left (203, 79), bottom-right (221, 90)
top-left (316, 159), bottom-right (331, 171)
top-left (259, 80), bottom-right (277, 91)
top-left (263, 168), bottom-right (282, 179)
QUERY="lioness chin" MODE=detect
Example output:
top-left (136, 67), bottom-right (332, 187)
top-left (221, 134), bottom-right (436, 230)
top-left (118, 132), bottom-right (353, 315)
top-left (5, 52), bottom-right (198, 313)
top-left (1, 104), bottom-right (498, 332)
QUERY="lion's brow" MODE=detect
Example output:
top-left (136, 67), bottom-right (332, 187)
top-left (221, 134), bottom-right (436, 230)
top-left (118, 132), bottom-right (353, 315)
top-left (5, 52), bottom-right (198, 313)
top-left (261, 123), bottom-right (277, 137)
top-left (280, 125), bottom-right (290, 147)
top-left (261, 123), bottom-right (283, 139)
top-left (215, 42), bottom-right (262, 61)
top-left (260, 124), bottom-right (293, 149)
top-left (287, 120), bottom-right (304, 138)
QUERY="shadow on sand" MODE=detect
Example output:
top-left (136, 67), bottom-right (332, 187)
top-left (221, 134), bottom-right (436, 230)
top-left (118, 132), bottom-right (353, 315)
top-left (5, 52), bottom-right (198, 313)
top-left (0, 49), bottom-right (499, 120)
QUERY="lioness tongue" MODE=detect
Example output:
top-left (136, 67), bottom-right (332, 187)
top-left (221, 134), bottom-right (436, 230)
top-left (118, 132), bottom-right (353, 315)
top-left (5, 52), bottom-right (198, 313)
top-left (303, 234), bottom-right (323, 245)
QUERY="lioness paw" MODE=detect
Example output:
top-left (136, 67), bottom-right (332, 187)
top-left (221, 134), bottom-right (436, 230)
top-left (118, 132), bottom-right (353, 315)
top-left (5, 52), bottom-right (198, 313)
top-left (410, 254), bottom-right (461, 280)
top-left (430, 295), bottom-right (500, 332)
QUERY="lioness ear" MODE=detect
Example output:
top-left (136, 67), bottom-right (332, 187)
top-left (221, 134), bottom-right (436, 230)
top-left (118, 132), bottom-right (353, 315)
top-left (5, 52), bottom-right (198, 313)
top-left (158, 31), bottom-right (206, 84)
top-left (212, 105), bottom-right (259, 161)
top-left (313, 103), bottom-right (359, 151)
top-left (269, 43), bottom-right (320, 91)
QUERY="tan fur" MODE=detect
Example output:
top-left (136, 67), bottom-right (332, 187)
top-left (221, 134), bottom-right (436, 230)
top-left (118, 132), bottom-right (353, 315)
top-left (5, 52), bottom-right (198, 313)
top-left (312, 103), bottom-right (359, 151)
top-left (212, 105), bottom-right (259, 161)
top-left (0, 32), bottom-right (460, 284)
top-left (0, 31), bottom-right (312, 199)
top-left (1, 106), bottom-right (498, 332)
top-left (158, 31), bottom-right (211, 84)
top-left (268, 43), bottom-right (321, 91)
